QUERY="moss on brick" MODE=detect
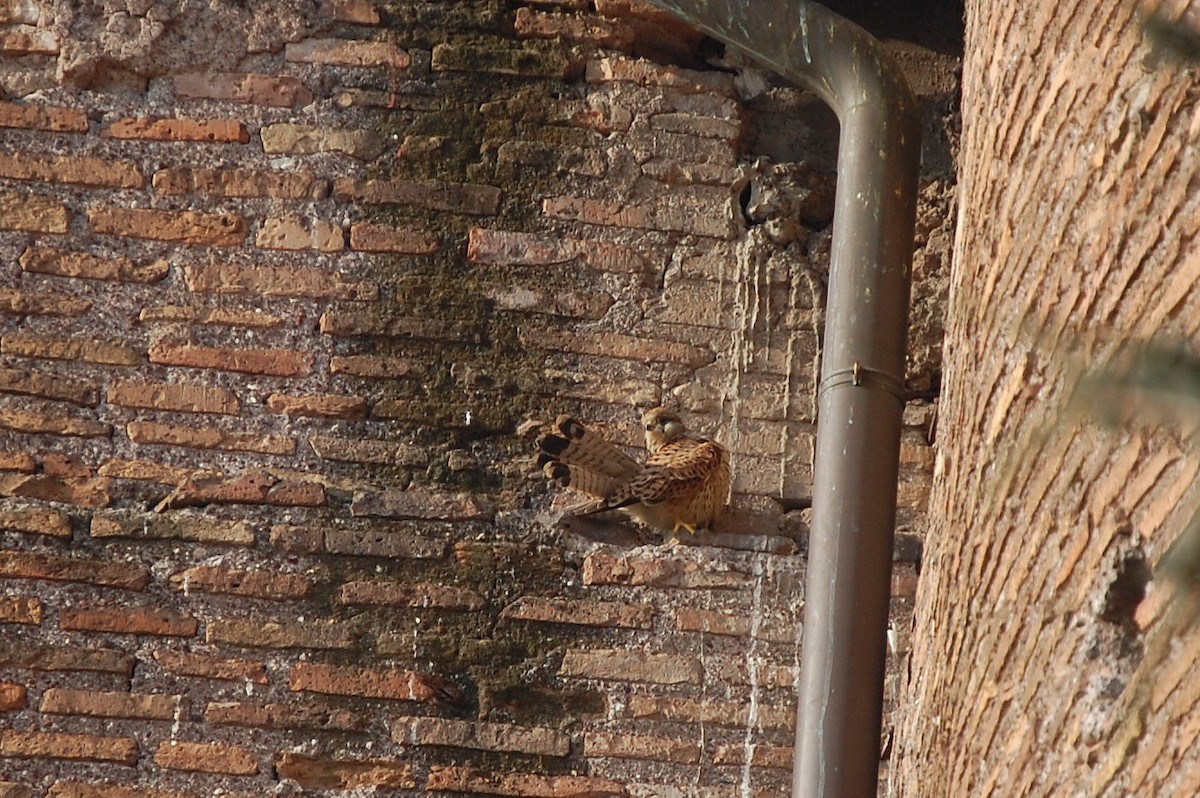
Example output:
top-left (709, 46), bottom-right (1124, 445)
top-left (380, 0), bottom-right (507, 42)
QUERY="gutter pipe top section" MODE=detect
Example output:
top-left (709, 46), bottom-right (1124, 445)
top-left (642, 3), bottom-right (922, 798)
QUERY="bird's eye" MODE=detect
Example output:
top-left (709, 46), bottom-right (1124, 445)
top-left (645, 423), bottom-right (654, 430)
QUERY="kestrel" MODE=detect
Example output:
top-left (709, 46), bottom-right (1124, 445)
top-left (537, 407), bottom-right (731, 536)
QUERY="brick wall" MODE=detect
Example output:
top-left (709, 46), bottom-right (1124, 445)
top-left (0, 1), bottom-right (953, 795)
top-left (892, 1), bottom-right (1200, 796)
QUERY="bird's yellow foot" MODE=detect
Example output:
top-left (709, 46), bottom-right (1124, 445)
top-left (672, 521), bottom-right (698, 536)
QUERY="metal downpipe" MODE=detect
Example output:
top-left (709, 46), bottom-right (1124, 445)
top-left (643, 3), bottom-right (921, 797)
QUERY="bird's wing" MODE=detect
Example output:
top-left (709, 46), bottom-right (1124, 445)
top-left (613, 439), bottom-right (725, 506)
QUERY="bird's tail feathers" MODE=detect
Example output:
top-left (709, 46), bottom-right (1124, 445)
top-left (542, 460), bottom-right (624, 500)
top-left (537, 415), bottom-right (639, 478)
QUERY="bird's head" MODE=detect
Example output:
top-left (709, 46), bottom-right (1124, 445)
top-left (642, 407), bottom-right (686, 450)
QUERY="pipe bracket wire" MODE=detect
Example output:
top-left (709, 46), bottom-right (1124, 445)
top-left (818, 362), bottom-right (907, 405)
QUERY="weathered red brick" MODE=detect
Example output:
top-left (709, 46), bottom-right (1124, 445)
top-left (274, 752), bottom-right (415, 789)
top-left (0, 25), bottom-right (58, 54)
top-left (432, 39), bottom-right (571, 78)
top-left (627, 129), bottom-right (738, 170)
top-left (348, 223), bottom-right (440, 254)
top-left (394, 717), bottom-right (570, 756)
top-left (327, 0), bottom-right (381, 24)
top-left (0, 550), bottom-right (148, 589)
top-left (0, 501), bottom-right (72, 537)
top-left (0, 643), bottom-right (134, 675)
top-left (1, 333), bottom-right (140, 364)
top-left (329, 354), bottom-right (422, 378)
top-left (91, 509), bottom-right (253, 545)
top-left (674, 607), bottom-right (748, 639)
top-left (893, 563), bottom-right (920, 598)
top-left (256, 215), bottom-right (344, 251)
top-left (897, 474), bottom-right (931, 509)
top-left (560, 649), bottom-right (702, 684)
top-left (152, 167), bottom-right (322, 198)
top-left (0, 473), bottom-right (108, 508)
top-left (308, 434), bottom-right (427, 466)
top-left (900, 436), bottom-right (935, 468)
top-left (312, 523), bottom-right (448, 559)
top-left (486, 284), bottom-right (615, 319)
top-left (0, 403), bottom-right (110, 438)
top-left (0, 595), bottom-right (43, 624)
top-left (107, 380), bottom-right (239, 414)
top-left (269, 523), bottom-right (325, 554)
top-left (151, 472), bottom-right (325, 511)
top-left (335, 580), bottom-right (484, 610)
top-left (170, 564), bottom-right (312, 600)
top-left (467, 228), bottom-right (649, 272)
top-left (266, 392), bottom-right (366, 419)
top-left (0, 101), bottom-right (87, 132)
top-left (148, 343), bottom-right (314, 376)
top-left (582, 550), bottom-right (752, 589)
top-left (333, 177), bottom-right (502, 215)
top-left (650, 111), bottom-right (742, 140)
top-left (625, 695), bottom-right (794, 731)
top-left (351, 485), bottom-right (493, 521)
top-left (97, 458), bottom-right (208, 485)
top-left (19, 247), bottom-right (167, 283)
top-left (0, 452), bottom-right (36, 472)
top-left (183, 261), bottom-right (374, 300)
top-left (153, 649), bottom-right (267, 683)
top-left (0, 683), bottom-right (26, 711)
top-left (583, 731), bottom-right (701, 764)
top-left (514, 6), bottom-right (635, 47)
top-left (285, 37), bottom-right (409, 67)
top-left (206, 700), bottom-right (367, 732)
top-left (127, 420), bottom-right (296, 456)
top-left (2, 7), bottom-right (45, 26)
top-left (543, 192), bottom-right (735, 238)
top-left (174, 71), bottom-right (313, 107)
top-left (713, 658), bottom-right (798, 689)
top-left (207, 618), bottom-right (357, 650)
top-left (260, 123), bottom-right (385, 159)
top-left (642, 158), bottom-right (740, 186)
top-left (586, 56), bottom-right (736, 96)
top-left (41, 453), bottom-right (91, 479)
top-left (500, 596), bottom-right (653, 628)
top-left (713, 742), bottom-right (792, 768)
top-left (89, 207), bottom-right (248, 245)
top-left (60, 606), bottom-right (198, 637)
top-left (290, 663), bottom-right (450, 701)
top-left (103, 117), bottom-right (250, 143)
top-left (676, 607), bottom-right (796, 643)
top-left (0, 191), bottom-right (69, 233)
top-left (426, 766), bottom-right (627, 798)
top-left (40, 688), bottom-right (183, 720)
top-left (139, 304), bottom-right (284, 328)
top-left (0, 367), bottom-right (98, 407)
top-left (0, 290), bottom-right (91, 317)
top-left (0, 153), bottom-right (142, 188)
top-left (154, 740), bottom-right (258, 775)
top-left (0, 730), bottom-right (138, 764)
